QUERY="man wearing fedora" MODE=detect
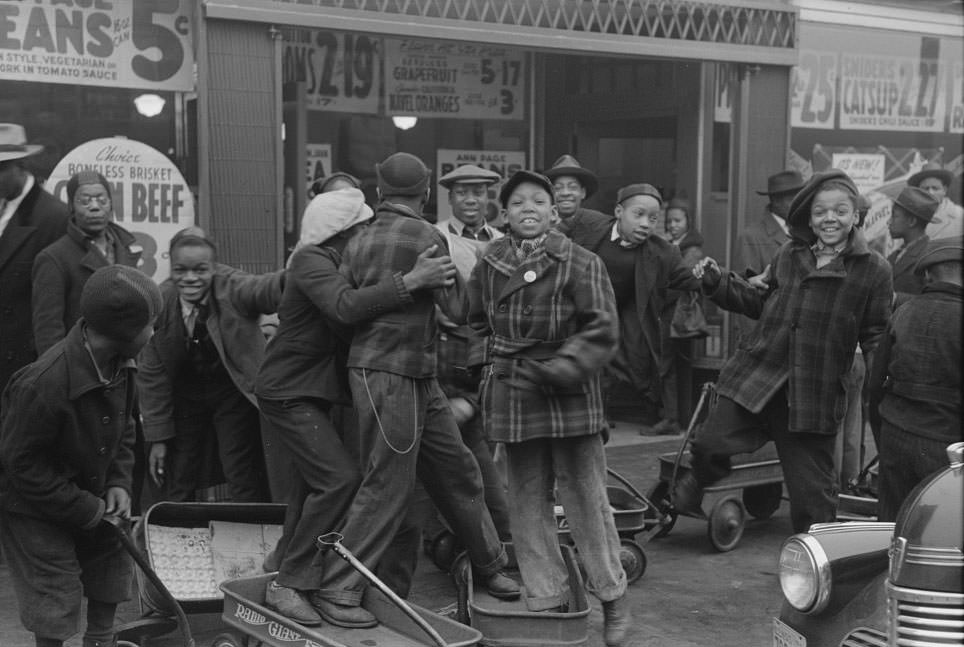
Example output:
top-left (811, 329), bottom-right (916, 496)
top-left (562, 182), bottom-right (700, 433)
top-left (545, 154), bottom-right (609, 230)
top-left (887, 185), bottom-right (940, 304)
top-left (0, 123), bottom-right (69, 401)
top-left (908, 161), bottom-right (962, 241)
top-left (732, 170), bottom-right (805, 343)
top-left (869, 236), bottom-right (962, 521)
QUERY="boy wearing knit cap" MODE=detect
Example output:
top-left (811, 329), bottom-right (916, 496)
top-left (0, 265), bottom-right (162, 647)
top-left (32, 169), bottom-right (143, 356)
top-left (311, 152), bottom-right (517, 629)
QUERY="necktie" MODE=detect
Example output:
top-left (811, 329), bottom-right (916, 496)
top-left (185, 305), bottom-right (199, 338)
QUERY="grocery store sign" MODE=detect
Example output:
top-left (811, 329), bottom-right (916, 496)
top-left (47, 137), bottom-right (196, 283)
top-left (839, 53), bottom-right (946, 132)
top-left (0, 0), bottom-right (194, 91)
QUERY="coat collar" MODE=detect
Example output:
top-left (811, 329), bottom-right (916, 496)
top-left (483, 229), bottom-right (571, 301)
top-left (64, 320), bottom-right (135, 400)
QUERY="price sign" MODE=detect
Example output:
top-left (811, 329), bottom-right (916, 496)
top-left (47, 138), bottom-right (196, 283)
top-left (281, 28), bottom-right (381, 114)
top-left (791, 50), bottom-right (837, 129)
top-left (384, 39), bottom-right (525, 120)
top-left (950, 61), bottom-right (964, 134)
top-left (0, 0), bottom-right (193, 90)
top-left (839, 53), bottom-right (947, 132)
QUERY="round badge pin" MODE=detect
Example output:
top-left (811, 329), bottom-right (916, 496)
top-left (524, 270), bottom-right (537, 283)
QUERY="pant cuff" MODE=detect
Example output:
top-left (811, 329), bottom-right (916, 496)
top-left (588, 574), bottom-right (627, 603)
top-left (524, 587), bottom-right (571, 612)
top-left (314, 588), bottom-right (364, 606)
top-left (471, 542), bottom-right (508, 577)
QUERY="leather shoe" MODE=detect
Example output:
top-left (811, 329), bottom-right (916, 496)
top-left (262, 547), bottom-right (280, 572)
top-left (602, 595), bottom-right (631, 646)
top-left (309, 593), bottom-right (378, 628)
top-left (639, 419), bottom-right (683, 436)
top-left (484, 571), bottom-right (521, 600)
top-left (672, 471), bottom-right (706, 519)
top-left (264, 581), bottom-right (322, 627)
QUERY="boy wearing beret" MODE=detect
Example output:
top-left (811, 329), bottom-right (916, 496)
top-left (869, 237), bottom-right (963, 520)
top-left (0, 265), bottom-right (162, 647)
top-left (469, 170), bottom-right (630, 646)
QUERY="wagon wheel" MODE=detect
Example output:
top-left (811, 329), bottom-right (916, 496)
top-left (645, 480), bottom-right (677, 538)
top-left (707, 496), bottom-right (746, 552)
top-left (211, 633), bottom-right (243, 647)
top-left (742, 482), bottom-right (783, 519)
top-left (619, 539), bottom-right (647, 584)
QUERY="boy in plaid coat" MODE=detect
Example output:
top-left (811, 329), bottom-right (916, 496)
top-left (679, 169), bottom-right (893, 533)
top-left (469, 170), bottom-right (630, 647)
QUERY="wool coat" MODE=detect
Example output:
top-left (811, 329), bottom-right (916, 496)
top-left (31, 219), bottom-right (142, 355)
top-left (0, 181), bottom-right (68, 393)
top-left (708, 228), bottom-right (892, 435)
top-left (562, 210), bottom-right (700, 368)
top-left (138, 267), bottom-right (283, 443)
top-left (735, 210), bottom-right (789, 276)
top-left (886, 234), bottom-right (928, 304)
top-left (0, 321), bottom-right (136, 529)
top-left (468, 229), bottom-right (619, 443)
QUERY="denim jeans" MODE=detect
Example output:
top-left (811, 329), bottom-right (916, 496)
top-left (505, 434), bottom-right (626, 611)
top-left (258, 397), bottom-right (362, 590)
top-left (315, 369), bottom-right (506, 606)
top-left (877, 420), bottom-right (949, 521)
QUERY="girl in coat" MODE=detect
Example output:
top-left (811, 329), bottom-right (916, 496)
top-left (468, 170), bottom-right (631, 647)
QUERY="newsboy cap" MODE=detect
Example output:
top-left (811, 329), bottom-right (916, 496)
top-left (787, 169), bottom-right (858, 231)
top-left (376, 152), bottom-right (431, 197)
top-left (81, 266), bottom-right (162, 342)
top-left (892, 186), bottom-right (940, 224)
top-left (616, 183), bottom-right (662, 206)
top-left (914, 236), bottom-right (964, 275)
top-left (438, 164), bottom-right (502, 189)
top-left (499, 170), bottom-right (554, 208)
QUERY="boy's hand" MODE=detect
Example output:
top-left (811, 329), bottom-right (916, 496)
top-left (148, 441), bottom-right (167, 486)
top-left (693, 257), bottom-right (722, 289)
top-left (514, 358), bottom-right (583, 389)
top-left (104, 486), bottom-right (131, 520)
top-left (403, 244), bottom-right (456, 291)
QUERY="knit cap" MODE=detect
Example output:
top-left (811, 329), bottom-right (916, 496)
top-left (66, 170), bottom-right (112, 205)
top-left (81, 266), bottom-right (163, 341)
top-left (376, 152), bottom-right (431, 197)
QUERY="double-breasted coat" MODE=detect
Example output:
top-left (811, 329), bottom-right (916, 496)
top-left (31, 219), bottom-right (142, 355)
top-left (0, 181), bottom-right (68, 393)
top-left (468, 230), bottom-right (619, 443)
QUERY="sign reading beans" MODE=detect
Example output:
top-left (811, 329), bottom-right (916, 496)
top-left (47, 138), bottom-right (196, 283)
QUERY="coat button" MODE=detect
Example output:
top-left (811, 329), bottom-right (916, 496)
top-left (498, 304), bottom-right (507, 312)
top-left (97, 447), bottom-right (107, 455)
top-left (101, 416), bottom-right (110, 424)
top-left (523, 305), bottom-right (533, 315)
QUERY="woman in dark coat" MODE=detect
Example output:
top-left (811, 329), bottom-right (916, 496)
top-left (677, 169), bottom-right (893, 533)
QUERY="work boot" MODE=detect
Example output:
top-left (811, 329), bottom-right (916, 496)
top-left (602, 595), bottom-right (631, 647)
top-left (672, 471), bottom-right (706, 519)
top-left (484, 571), bottom-right (521, 600)
top-left (263, 547), bottom-right (280, 572)
top-left (264, 581), bottom-right (322, 627)
top-left (309, 593), bottom-right (378, 628)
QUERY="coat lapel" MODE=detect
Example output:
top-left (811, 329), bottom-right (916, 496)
top-left (0, 226), bottom-right (35, 272)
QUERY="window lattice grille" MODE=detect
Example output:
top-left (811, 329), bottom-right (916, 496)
top-left (280, 0), bottom-right (796, 49)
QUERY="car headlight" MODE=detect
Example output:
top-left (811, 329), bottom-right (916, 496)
top-left (778, 534), bottom-right (831, 613)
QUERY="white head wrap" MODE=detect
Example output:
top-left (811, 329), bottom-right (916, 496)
top-left (289, 188), bottom-right (373, 265)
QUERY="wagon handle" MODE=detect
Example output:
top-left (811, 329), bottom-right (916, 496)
top-left (670, 382), bottom-right (715, 487)
top-left (102, 514), bottom-right (196, 647)
top-left (318, 532), bottom-right (449, 647)
top-left (606, 467), bottom-right (650, 503)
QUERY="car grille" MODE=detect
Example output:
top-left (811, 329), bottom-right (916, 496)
top-left (887, 583), bottom-right (964, 645)
top-left (840, 627), bottom-right (886, 647)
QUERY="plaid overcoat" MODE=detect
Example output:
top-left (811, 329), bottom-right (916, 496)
top-left (709, 229), bottom-right (892, 435)
top-left (468, 230), bottom-right (619, 443)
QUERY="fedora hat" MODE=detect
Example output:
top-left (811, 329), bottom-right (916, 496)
top-left (438, 164), bottom-right (501, 189)
top-left (0, 123), bottom-right (43, 163)
top-left (544, 155), bottom-right (598, 198)
top-left (907, 161), bottom-right (953, 189)
top-left (914, 236), bottom-right (964, 275)
top-left (756, 170), bottom-right (806, 196)
top-left (892, 186), bottom-right (940, 224)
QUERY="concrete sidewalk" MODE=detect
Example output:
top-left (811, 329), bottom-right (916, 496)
top-left (0, 424), bottom-right (703, 646)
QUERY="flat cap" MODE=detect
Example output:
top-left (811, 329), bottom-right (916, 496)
top-left (914, 236), bottom-right (964, 275)
top-left (616, 183), bottom-right (662, 206)
top-left (439, 164), bottom-right (501, 189)
top-left (892, 186), bottom-right (940, 224)
top-left (499, 170), bottom-right (553, 208)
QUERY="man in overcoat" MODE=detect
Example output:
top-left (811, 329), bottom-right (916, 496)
top-left (680, 170), bottom-right (893, 533)
top-left (469, 170), bottom-right (629, 646)
top-left (32, 170), bottom-right (143, 355)
top-left (886, 185), bottom-right (940, 304)
top-left (138, 230), bottom-right (281, 503)
top-left (0, 265), bottom-right (162, 647)
top-left (562, 183), bottom-right (700, 430)
top-left (0, 123), bottom-right (68, 399)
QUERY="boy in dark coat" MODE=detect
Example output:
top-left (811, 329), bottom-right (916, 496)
top-left (0, 265), bottom-right (162, 647)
